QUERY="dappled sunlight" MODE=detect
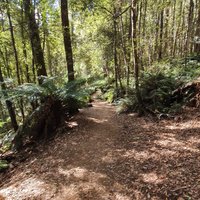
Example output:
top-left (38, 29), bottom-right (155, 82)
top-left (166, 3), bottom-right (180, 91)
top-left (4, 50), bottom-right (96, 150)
top-left (101, 152), bottom-right (116, 163)
top-left (87, 117), bottom-right (108, 124)
top-left (58, 167), bottom-right (88, 179)
top-left (188, 136), bottom-right (200, 145)
top-left (1, 99), bottom-right (200, 199)
top-left (56, 166), bottom-right (131, 200)
top-left (55, 184), bottom-right (80, 200)
top-left (93, 102), bottom-right (112, 108)
top-left (150, 147), bottom-right (177, 157)
top-left (155, 136), bottom-right (200, 153)
top-left (58, 166), bottom-right (108, 184)
top-left (67, 121), bottom-right (78, 128)
top-left (165, 120), bottom-right (200, 130)
top-left (0, 177), bottom-right (55, 199)
top-left (114, 192), bottom-right (132, 200)
top-left (123, 149), bottom-right (153, 160)
top-left (56, 181), bottom-right (131, 200)
top-left (141, 172), bottom-right (165, 184)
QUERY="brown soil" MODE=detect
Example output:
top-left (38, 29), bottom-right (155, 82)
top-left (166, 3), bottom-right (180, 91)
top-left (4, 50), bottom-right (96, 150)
top-left (0, 100), bottom-right (200, 199)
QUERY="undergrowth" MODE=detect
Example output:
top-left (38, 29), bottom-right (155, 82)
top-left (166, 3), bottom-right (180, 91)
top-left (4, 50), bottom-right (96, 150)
top-left (117, 58), bottom-right (200, 114)
top-left (0, 77), bottom-right (93, 151)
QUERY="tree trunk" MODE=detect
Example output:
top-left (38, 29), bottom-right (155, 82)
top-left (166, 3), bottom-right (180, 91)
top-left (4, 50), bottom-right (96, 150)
top-left (131, 0), bottom-right (142, 104)
top-left (185, 0), bottom-right (194, 54)
top-left (61, 0), bottom-right (75, 82)
top-left (154, 14), bottom-right (160, 60)
top-left (164, 8), bottom-right (169, 57)
top-left (20, 2), bottom-right (30, 83)
top-left (158, 7), bottom-right (164, 60)
top-left (120, 14), bottom-right (129, 94)
top-left (23, 0), bottom-right (47, 84)
top-left (171, 0), bottom-right (177, 56)
top-left (113, 13), bottom-right (119, 94)
top-left (194, 1), bottom-right (200, 54)
top-left (6, 0), bottom-right (21, 85)
top-left (0, 65), bottom-right (18, 132)
top-left (173, 1), bottom-right (183, 57)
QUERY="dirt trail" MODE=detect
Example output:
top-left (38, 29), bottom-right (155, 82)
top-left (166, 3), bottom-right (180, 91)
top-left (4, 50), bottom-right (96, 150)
top-left (0, 100), bottom-right (200, 199)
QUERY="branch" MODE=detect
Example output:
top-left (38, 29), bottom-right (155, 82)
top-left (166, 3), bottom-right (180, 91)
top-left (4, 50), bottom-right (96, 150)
top-left (98, 6), bottom-right (113, 16)
top-left (98, 5), bottom-right (131, 19)
top-left (115, 5), bottom-right (131, 19)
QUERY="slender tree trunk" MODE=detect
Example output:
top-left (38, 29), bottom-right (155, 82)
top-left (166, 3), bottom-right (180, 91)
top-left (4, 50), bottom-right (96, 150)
top-left (171, 0), bottom-right (177, 56)
top-left (0, 49), bottom-right (10, 78)
top-left (6, 0), bottom-right (21, 85)
top-left (1, 13), bottom-right (11, 77)
top-left (24, 0), bottom-right (47, 84)
top-left (164, 8), bottom-right (169, 57)
top-left (46, 37), bottom-right (53, 76)
top-left (158, 7), bottom-right (164, 60)
top-left (131, 0), bottom-right (142, 103)
top-left (120, 14), bottom-right (129, 94)
top-left (154, 14), bottom-right (160, 60)
top-left (194, 0), bottom-right (200, 54)
top-left (138, 0), bottom-right (144, 70)
top-left (185, 0), bottom-right (194, 54)
top-left (7, 0), bottom-right (25, 122)
top-left (20, 2), bottom-right (30, 83)
top-left (4, 48), bottom-right (11, 77)
top-left (173, 1), bottom-right (183, 57)
top-left (180, 2), bottom-right (186, 57)
top-left (0, 65), bottom-right (18, 132)
top-left (142, 0), bottom-right (147, 38)
top-left (61, 0), bottom-right (75, 82)
top-left (113, 15), bottom-right (119, 94)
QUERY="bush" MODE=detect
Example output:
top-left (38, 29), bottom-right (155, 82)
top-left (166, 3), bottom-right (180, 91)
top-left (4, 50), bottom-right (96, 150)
top-left (117, 58), bottom-right (200, 114)
top-left (140, 71), bottom-right (181, 112)
top-left (0, 77), bottom-right (93, 151)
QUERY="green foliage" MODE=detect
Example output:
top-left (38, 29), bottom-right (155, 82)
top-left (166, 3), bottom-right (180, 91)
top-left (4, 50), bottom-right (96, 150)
top-left (0, 121), bottom-right (6, 129)
top-left (116, 98), bottom-right (135, 114)
top-left (87, 77), bottom-right (116, 101)
top-left (1, 77), bottom-right (90, 109)
top-left (118, 60), bottom-right (200, 114)
top-left (0, 130), bottom-right (14, 153)
top-left (0, 160), bottom-right (9, 172)
top-left (169, 59), bottom-right (200, 82)
top-left (57, 78), bottom-right (92, 110)
top-left (95, 77), bottom-right (115, 90)
top-left (102, 89), bottom-right (115, 103)
top-left (140, 71), bottom-right (181, 111)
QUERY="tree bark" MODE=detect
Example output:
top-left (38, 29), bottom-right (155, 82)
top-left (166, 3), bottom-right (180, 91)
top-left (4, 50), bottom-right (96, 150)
top-left (61, 0), bottom-right (75, 82)
top-left (0, 65), bottom-right (18, 132)
top-left (185, 0), bottom-right (194, 54)
top-left (23, 0), bottom-right (47, 84)
top-left (194, 0), bottom-right (200, 54)
top-left (158, 7), bottom-right (164, 60)
top-left (113, 12), bottom-right (119, 94)
top-left (20, 2), bottom-right (30, 83)
top-left (131, 0), bottom-right (142, 104)
top-left (6, 0), bottom-right (21, 85)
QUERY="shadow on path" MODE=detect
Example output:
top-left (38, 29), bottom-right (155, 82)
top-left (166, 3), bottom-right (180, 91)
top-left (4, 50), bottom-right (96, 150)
top-left (0, 101), bottom-right (200, 199)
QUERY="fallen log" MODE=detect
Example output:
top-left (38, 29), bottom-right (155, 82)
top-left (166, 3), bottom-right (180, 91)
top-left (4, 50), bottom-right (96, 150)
top-left (170, 78), bottom-right (200, 107)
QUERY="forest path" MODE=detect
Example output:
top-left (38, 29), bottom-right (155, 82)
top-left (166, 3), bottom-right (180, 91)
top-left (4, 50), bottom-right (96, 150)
top-left (1, 100), bottom-right (200, 199)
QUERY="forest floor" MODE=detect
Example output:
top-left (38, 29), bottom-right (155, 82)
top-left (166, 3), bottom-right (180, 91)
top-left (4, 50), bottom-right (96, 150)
top-left (0, 98), bottom-right (200, 200)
